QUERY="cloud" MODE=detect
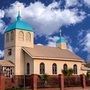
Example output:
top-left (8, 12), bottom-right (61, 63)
top-left (5, 1), bottom-right (86, 35)
top-left (47, 36), bottom-right (59, 47)
top-left (78, 31), bottom-right (90, 60)
top-left (84, 32), bottom-right (90, 60)
top-left (65, 0), bottom-right (79, 7)
top-left (36, 43), bottom-right (43, 46)
top-left (0, 50), bottom-right (4, 59)
top-left (84, 0), bottom-right (90, 6)
top-left (46, 35), bottom-right (74, 52)
top-left (65, 0), bottom-right (90, 8)
top-left (68, 43), bottom-right (74, 52)
top-left (0, 20), bottom-right (5, 34)
top-left (0, 10), bottom-right (5, 34)
top-left (84, 32), bottom-right (90, 52)
top-left (0, 10), bottom-right (5, 19)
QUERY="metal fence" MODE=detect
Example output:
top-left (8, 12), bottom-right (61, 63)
top-left (4, 75), bottom-right (90, 90)
top-left (37, 75), bottom-right (59, 88)
top-left (64, 75), bottom-right (82, 87)
top-left (86, 76), bottom-right (90, 86)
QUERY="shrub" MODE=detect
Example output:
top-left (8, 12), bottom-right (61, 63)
top-left (62, 68), bottom-right (74, 76)
top-left (87, 71), bottom-right (90, 78)
top-left (40, 73), bottom-right (48, 81)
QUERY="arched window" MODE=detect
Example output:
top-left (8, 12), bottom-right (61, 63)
top-left (63, 64), bottom-right (68, 71)
top-left (52, 63), bottom-right (57, 74)
top-left (26, 32), bottom-right (31, 41)
top-left (73, 64), bottom-right (77, 74)
top-left (18, 31), bottom-right (24, 41)
top-left (27, 63), bottom-right (30, 74)
top-left (40, 63), bottom-right (45, 74)
top-left (6, 33), bottom-right (9, 42)
top-left (11, 31), bottom-right (14, 41)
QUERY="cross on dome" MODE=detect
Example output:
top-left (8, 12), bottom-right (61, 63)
top-left (17, 6), bottom-right (21, 20)
top-left (56, 29), bottom-right (66, 43)
top-left (6, 7), bottom-right (33, 32)
top-left (59, 29), bottom-right (62, 37)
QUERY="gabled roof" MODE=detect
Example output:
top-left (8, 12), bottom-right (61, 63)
top-left (22, 45), bottom-right (84, 62)
top-left (0, 60), bottom-right (14, 67)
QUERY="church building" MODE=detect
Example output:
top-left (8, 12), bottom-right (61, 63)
top-left (0, 12), bottom-right (87, 77)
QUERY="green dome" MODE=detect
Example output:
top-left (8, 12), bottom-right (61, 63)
top-left (6, 15), bottom-right (33, 32)
top-left (56, 37), bottom-right (66, 43)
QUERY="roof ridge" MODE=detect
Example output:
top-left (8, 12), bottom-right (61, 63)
top-left (35, 45), bottom-right (58, 49)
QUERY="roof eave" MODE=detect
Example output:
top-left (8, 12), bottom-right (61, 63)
top-left (5, 28), bottom-right (33, 33)
top-left (32, 56), bottom-right (84, 62)
top-left (22, 47), bottom-right (33, 58)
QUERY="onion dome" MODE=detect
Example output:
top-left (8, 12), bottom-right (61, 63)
top-left (56, 37), bottom-right (66, 43)
top-left (6, 12), bottom-right (33, 32)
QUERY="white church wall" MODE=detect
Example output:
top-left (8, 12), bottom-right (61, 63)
top-left (4, 47), bottom-right (15, 63)
top-left (24, 53), bottom-right (34, 75)
top-left (4, 29), bottom-right (34, 75)
top-left (4, 31), bottom-right (16, 63)
top-left (15, 47), bottom-right (25, 75)
top-left (15, 30), bottom-right (34, 48)
top-left (34, 59), bottom-right (86, 75)
top-left (4, 31), bottom-right (16, 48)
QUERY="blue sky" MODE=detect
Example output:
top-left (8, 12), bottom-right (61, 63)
top-left (0, 0), bottom-right (90, 61)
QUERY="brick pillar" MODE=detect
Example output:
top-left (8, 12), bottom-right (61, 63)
top-left (15, 75), bottom-right (24, 88)
top-left (31, 74), bottom-right (38, 90)
top-left (80, 74), bottom-right (86, 88)
top-left (58, 74), bottom-right (64, 90)
top-left (15, 75), bottom-right (19, 88)
top-left (0, 75), bottom-right (5, 90)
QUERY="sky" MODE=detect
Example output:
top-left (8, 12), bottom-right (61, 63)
top-left (0, 0), bottom-right (90, 61)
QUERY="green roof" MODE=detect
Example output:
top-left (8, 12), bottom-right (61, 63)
top-left (6, 14), bottom-right (33, 32)
top-left (56, 37), bottom-right (66, 43)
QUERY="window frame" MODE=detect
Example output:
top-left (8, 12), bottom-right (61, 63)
top-left (73, 64), bottom-right (77, 74)
top-left (40, 63), bottom-right (45, 74)
top-left (11, 31), bottom-right (14, 41)
top-left (52, 63), bottom-right (57, 74)
top-left (18, 31), bottom-right (24, 41)
top-left (63, 64), bottom-right (68, 71)
top-left (27, 63), bottom-right (30, 75)
top-left (6, 33), bottom-right (9, 42)
top-left (26, 32), bottom-right (31, 41)
top-left (7, 49), bottom-right (12, 56)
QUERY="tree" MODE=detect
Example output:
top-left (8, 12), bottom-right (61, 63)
top-left (86, 71), bottom-right (90, 79)
top-left (68, 68), bottom-right (74, 76)
top-left (40, 73), bottom-right (48, 87)
top-left (62, 68), bottom-right (74, 76)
